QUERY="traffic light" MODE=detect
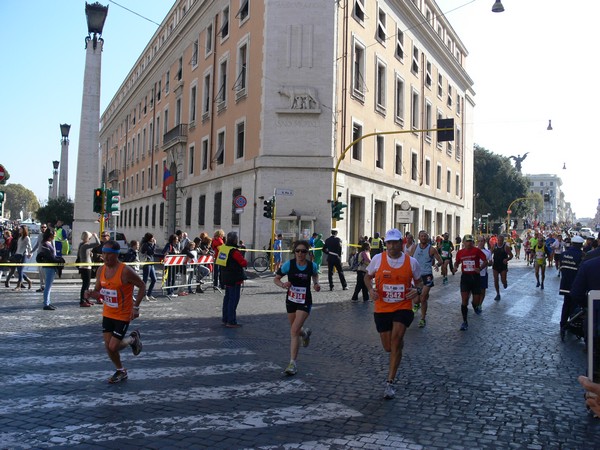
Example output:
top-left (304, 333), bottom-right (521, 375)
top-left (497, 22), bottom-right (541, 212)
top-left (0, 191), bottom-right (4, 209)
top-left (437, 118), bottom-right (455, 142)
top-left (105, 189), bottom-right (120, 214)
top-left (544, 193), bottom-right (550, 202)
top-left (263, 197), bottom-right (274, 219)
top-left (331, 201), bottom-right (347, 220)
top-left (93, 188), bottom-right (104, 213)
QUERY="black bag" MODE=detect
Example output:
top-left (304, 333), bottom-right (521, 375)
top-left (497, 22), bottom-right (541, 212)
top-left (10, 254), bottom-right (24, 264)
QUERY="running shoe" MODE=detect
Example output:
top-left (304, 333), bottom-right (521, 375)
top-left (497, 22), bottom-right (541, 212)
top-left (536, 281), bottom-right (540, 288)
top-left (494, 294), bottom-right (501, 301)
top-left (383, 381), bottom-right (396, 400)
top-left (108, 369), bottom-right (128, 384)
top-left (130, 330), bottom-right (143, 356)
top-left (541, 283), bottom-right (544, 290)
top-left (301, 327), bottom-right (312, 347)
top-left (460, 322), bottom-right (468, 331)
top-left (412, 302), bottom-right (421, 313)
top-left (284, 362), bottom-right (297, 376)
top-left (147, 295), bottom-right (157, 302)
top-left (443, 277), bottom-right (448, 285)
top-left (418, 318), bottom-right (426, 328)
top-left (474, 306), bottom-right (482, 315)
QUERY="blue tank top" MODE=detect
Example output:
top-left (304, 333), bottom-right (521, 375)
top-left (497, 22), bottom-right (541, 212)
top-left (414, 244), bottom-right (434, 275)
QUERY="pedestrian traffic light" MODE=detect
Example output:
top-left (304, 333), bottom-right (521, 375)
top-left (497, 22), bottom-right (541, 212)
top-left (105, 189), bottom-right (120, 214)
top-left (331, 201), bottom-right (347, 220)
top-left (93, 188), bottom-right (104, 213)
top-left (436, 118), bottom-right (455, 142)
top-left (263, 197), bottom-right (274, 219)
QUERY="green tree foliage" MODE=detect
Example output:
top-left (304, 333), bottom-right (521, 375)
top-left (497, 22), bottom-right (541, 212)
top-left (1, 183), bottom-right (40, 220)
top-left (474, 145), bottom-right (531, 221)
top-left (37, 197), bottom-right (74, 226)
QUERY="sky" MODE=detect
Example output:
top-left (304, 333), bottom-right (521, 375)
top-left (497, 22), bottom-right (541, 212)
top-left (0, 0), bottom-right (597, 219)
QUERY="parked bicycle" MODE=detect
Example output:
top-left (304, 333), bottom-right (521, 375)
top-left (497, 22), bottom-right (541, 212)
top-left (251, 246), bottom-right (270, 273)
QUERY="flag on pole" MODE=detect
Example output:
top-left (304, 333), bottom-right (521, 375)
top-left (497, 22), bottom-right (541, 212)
top-left (163, 162), bottom-right (175, 200)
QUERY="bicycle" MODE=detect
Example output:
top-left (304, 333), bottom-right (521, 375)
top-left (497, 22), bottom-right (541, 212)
top-left (251, 247), bottom-right (270, 273)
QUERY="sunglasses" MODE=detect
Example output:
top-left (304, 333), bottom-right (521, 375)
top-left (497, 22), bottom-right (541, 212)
top-left (295, 249), bottom-right (308, 254)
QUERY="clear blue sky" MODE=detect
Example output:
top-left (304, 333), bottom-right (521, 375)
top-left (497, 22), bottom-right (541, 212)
top-left (1, 0), bottom-right (596, 219)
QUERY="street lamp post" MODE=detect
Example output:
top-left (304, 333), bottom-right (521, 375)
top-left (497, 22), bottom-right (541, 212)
top-left (72, 2), bottom-right (109, 242)
top-left (48, 178), bottom-right (54, 201)
top-left (59, 124), bottom-right (70, 199)
top-left (52, 160), bottom-right (60, 200)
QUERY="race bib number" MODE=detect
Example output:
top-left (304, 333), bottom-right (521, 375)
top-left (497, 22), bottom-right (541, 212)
top-left (442, 250), bottom-right (449, 258)
top-left (100, 287), bottom-right (118, 308)
top-left (463, 260), bottom-right (476, 272)
top-left (382, 284), bottom-right (405, 302)
top-left (287, 286), bottom-right (307, 304)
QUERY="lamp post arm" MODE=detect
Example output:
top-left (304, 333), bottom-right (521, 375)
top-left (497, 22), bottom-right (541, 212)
top-left (332, 126), bottom-right (452, 228)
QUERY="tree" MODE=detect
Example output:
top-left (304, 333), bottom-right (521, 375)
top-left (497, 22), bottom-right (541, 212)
top-left (1, 183), bottom-right (40, 220)
top-left (36, 197), bottom-right (74, 226)
top-left (474, 145), bottom-right (531, 223)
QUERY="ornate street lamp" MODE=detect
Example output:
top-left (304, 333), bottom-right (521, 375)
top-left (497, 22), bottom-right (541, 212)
top-left (492, 1), bottom-right (504, 13)
top-left (48, 178), bottom-right (54, 201)
top-left (85, 2), bottom-right (109, 48)
top-left (60, 124), bottom-right (71, 141)
top-left (52, 160), bottom-right (59, 200)
top-left (59, 124), bottom-right (71, 198)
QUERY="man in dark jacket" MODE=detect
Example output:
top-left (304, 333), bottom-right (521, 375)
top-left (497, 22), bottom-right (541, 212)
top-left (559, 235), bottom-right (585, 340)
top-left (324, 230), bottom-right (347, 291)
top-left (219, 232), bottom-right (248, 328)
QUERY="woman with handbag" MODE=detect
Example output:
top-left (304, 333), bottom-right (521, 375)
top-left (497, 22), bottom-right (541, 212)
top-left (78, 231), bottom-right (100, 307)
top-left (37, 228), bottom-right (64, 310)
top-left (12, 225), bottom-right (32, 291)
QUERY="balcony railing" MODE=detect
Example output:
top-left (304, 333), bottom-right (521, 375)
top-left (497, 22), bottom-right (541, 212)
top-left (107, 169), bottom-right (120, 182)
top-left (162, 124), bottom-right (188, 150)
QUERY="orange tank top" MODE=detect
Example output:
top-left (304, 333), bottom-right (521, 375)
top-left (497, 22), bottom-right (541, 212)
top-left (374, 253), bottom-right (414, 313)
top-left (98, 263), bottom-right (135, 321)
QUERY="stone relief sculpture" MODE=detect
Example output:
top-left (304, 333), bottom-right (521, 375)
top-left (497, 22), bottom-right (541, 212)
top-left (277, 86), bottom-right (321, 112)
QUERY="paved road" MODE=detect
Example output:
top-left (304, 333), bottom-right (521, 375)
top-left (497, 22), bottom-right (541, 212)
top-left (1, 258), bottom-right (599, 449)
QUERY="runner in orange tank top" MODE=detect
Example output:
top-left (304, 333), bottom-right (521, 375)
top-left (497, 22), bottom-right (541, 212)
top-left (85, 240), bottom-right (146, 384)
top-left (365, 229), bottom-right (423, 400)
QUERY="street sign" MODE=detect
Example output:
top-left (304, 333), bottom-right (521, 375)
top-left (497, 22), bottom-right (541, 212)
top-left (396, 210), bottom-right (414, 224)
top-left (507, 210), bottom-right (512, 214)
top-left (0, 164), bottom-right (5, 182)
top-left (235, 208), bottom-right (244, 214)
top-left (233, 195), bottom-right (247, 208)
top-left (275, 188), bottom-right (294, 196)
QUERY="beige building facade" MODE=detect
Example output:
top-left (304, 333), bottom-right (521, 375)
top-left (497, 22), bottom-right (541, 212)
top-left (99, 0), bottom-right (475, 255)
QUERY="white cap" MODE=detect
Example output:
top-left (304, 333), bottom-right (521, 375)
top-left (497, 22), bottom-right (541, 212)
top-left (571, 235), bottom-right (585, 244)
top-left (385, 229), bottom-right (403, 242)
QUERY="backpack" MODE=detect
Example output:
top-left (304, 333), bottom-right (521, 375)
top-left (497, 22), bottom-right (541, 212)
top-left (349, 252), bottom-right (359, 272)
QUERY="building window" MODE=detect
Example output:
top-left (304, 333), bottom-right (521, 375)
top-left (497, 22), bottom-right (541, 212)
top-left (202, 71), bottom-right (212, 118)
top-left (425, 101), bottom-right (432, 141)
top-left (395, 28), bottom-right (404, 62)
top-left (145, 205), bottom-right (149, 227)
top-left (219, 6), bottom-right (230, 40)
top-left (436, 164), bottom-right (442, 190)
top-left (436, 110), bottom-right (443, 149)
top-left (234, 42), bottom-right (248, 100)
top-left (376, 59), bottom-right (386, 113)
top-left (216, 59), bottom-right (228, 109)
top-left (191, 39), bottom-right (199, 67)
top-left (177, 56), bottom-right (183, 81)
top-left (190, 85), bottom-right (197, 123)
top-left (425, 159), bottom-right (431, 186)
top-left (185, 197), bottom-right (192, 226)
top-left (395, 143), bottom-right (403, 176)
top-left (352, 41), bottom-right (366, 101)
top-left (411, 89), bottom-right (420, 129)
top-left (447, 85), bottom-right (453, 107)
top-left (237, 0), bottom-right (249, 22)
top-left (189, 145), bottom-right (195, 175)
top-left (134, 208), bottom-right (138, 227)
top-left (447, 169), bottom-right (452, 193)
top-left (456, 127), bottom-right (462, 160)
top-left (198, 194), bottom-right (206, 226)
top-left (456, 93), bottom-right (461, 115)
top-left (411, 45), bottom-right (419, 74)
top-left (353, 0), bottom-right (365, 23)
top-left (175, 98), bottom-right (182, 126)
top-left (376, 8), bottom-right (387, 43)
top-left (205, 23), bottom-right (213, 56)
top-left (159, 202), bottom-right (164, 226)
top-left (235, 120), bottom-right (245, 159)
top-left (411, 152), bottom-right (418, 181)
top-left (165, 70), bottom-right (170, 93)
top-left (456, 174), bottom-right (460, 196)
top-left (214, 191), bottom-right (222, 225)
top-left (201, 137), bottom-right (209, 171)
top-left (352, 122), bottom-right (363, 161)
top-left (376, 135), bottom-right (384, 169)
top-left (141, 171), bottom-right (145, 191)
top-left (394, 74), bottom-right (405, 126)
top-left (437, 74), bottom-right (443, 98)
top-left (215, 130), bottom-right (225, 165)
top-left (426, 61), bottom-right (432, 87)
top-left (232, 188), bottom-right (242, 226)
top-left (152, 204), bottom-right (156, 227)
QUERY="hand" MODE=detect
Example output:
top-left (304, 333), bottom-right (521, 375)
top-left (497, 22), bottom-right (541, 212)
top-left (131, 310), bottom-right (140, 320)
top-left (578, 376), bottom-right (600, 416)
top-left (314, 283), bottom-right (321, 292)
top-left (282, 281), bottom-right (292, 289)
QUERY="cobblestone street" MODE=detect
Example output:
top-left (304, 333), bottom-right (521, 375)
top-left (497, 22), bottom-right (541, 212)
top-left (1, 259), bottom-right (599, 448)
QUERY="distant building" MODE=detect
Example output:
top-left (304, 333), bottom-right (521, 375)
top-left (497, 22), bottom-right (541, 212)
top-left (99, 0), bottom-right (475, 254)
top-left (526, 173), bottom-right (573, 226)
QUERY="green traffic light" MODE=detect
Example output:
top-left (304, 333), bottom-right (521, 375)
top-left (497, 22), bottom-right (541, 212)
top-left (105, 189), bottom-right (120, 213)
